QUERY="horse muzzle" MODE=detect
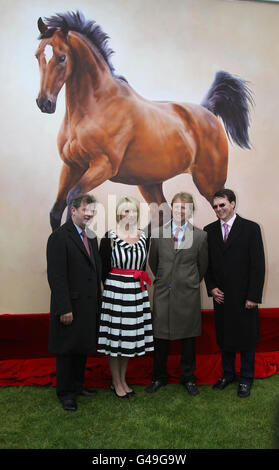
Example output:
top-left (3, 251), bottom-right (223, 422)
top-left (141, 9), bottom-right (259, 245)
top-left (36, 96), bottom-right (56, 114)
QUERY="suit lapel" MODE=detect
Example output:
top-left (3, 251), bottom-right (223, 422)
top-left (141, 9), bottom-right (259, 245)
top-left (86, 228), bottom-right (97, 270)
top-left (213, 214), bottom-right (243, 251)
top-left (163, 220), bottom-right (193, 253)
top-left (178, 222), bottom-right (194, 250)
top-left (223, 214), bottom-right (243, 250)
top-left (214, 220), bottom-right (224, 249)
top-left (66, 219), bottom-right (96, 268)
top-left (161, 220), bottom-right (175, 252)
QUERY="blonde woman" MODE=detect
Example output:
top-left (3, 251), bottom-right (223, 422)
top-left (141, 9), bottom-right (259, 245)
top-left (97, 197), bottom-right (154, 398)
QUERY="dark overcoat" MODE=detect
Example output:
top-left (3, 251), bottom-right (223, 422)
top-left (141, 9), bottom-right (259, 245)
top-left (47, 219), bottom-right (101, 354)
top-left (149, 221), bottom-right (208, 340)
top-left (204, 214), bottom-right (265, 351)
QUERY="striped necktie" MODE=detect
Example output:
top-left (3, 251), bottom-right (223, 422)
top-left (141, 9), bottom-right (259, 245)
top-left (173, 226), bottom-right (181, 249)
top-left (223, 223), bottom-right (229, 242)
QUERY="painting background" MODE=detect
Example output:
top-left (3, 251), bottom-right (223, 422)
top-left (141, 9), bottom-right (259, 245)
top-left (0, 0), bottom-right (278, 313)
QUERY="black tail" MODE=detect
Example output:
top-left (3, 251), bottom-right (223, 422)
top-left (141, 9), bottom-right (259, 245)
top-left (201, 70), bottom-right (253, 149)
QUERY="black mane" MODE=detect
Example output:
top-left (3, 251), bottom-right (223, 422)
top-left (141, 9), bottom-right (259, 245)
top-left (39, 11), bottom-right (126, 81)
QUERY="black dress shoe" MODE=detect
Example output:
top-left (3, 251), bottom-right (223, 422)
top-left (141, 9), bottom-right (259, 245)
top-left (213, 377), bottom-right (233, 390)
top-left (145, 380), bottom-right (166, 393)
top-left (61, 398), bottom-right (77, 411)
top-left (110, 385), bottom-right (129, 399)
top-left (238, 383), bottom-right (251, 398)
top-left (127, 389), bottom-right (136, 397)
top-left (183, 382), bottom-right (200, 396)
top-left (79, 388), bottom-right (97, 397)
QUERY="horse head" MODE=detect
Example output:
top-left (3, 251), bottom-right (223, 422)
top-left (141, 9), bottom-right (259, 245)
top-left (35, 18), bottom-right (73, 113)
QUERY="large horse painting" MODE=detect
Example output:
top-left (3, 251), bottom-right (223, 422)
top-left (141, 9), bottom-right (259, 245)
top-left (35, 11), bottom-right (253, 230)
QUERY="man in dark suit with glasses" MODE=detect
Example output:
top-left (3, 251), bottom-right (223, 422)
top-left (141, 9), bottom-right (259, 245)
top-left (204, 189), bottom-right (265, 398)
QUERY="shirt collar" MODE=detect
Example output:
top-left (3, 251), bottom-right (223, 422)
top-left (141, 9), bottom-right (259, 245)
top-left (74, 223), bottom-right (83, 235)
top-left (221, 213), bottom-right (236, 227)
top-left (172, 221), bottom-right (187, 233)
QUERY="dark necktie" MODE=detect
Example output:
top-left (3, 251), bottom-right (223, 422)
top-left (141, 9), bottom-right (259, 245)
top-left (81, 230), bottom-right (91, 256)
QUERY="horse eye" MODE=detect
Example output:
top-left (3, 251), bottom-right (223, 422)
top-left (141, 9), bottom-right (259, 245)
top-left (58, 54), bottom-right (66, 63)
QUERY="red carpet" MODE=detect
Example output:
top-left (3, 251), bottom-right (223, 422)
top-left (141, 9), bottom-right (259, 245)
top-left (0, 310), bottom-right (279, 387)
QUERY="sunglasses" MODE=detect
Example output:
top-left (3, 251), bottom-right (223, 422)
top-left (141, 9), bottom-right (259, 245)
top-left (213, 203), bottom-right (226, 209)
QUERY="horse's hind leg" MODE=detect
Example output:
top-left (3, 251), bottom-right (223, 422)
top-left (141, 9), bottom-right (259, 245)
top-left (192, 147), bottom-right (228, 205)
top-left (192, 169), bottom-right (227, 206)
top-left (138, 183), bottom-right (171, 230)
top-left (50, 163), bottom-right (85, 231)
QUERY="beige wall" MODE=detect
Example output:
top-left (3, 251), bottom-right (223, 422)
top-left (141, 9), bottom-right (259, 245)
top-left (0, 0), bottom-right (278, 313)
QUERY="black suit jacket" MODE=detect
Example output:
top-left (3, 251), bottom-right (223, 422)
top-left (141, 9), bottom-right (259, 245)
top-left (47, 219), bottom-right (101, 354)
top-left (204, 214), bottom-right (265, 351)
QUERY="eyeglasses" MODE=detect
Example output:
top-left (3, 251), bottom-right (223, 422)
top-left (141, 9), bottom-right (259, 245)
top-left (213, 203), bottom-right (226, 209)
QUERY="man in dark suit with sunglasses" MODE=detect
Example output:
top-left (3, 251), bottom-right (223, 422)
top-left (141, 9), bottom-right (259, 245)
top-left (204, 189), bottom-right (265, 398)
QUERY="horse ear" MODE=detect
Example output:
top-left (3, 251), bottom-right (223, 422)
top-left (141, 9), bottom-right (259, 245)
top-left (38, 17), bottom-right (48, 34)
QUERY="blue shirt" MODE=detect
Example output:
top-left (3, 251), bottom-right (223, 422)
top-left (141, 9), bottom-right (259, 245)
top-left (74, 223), bottom-right (84, 241)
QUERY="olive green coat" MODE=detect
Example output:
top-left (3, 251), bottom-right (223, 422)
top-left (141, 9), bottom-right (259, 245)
top-left (148, 221), bottom-right (208, 340)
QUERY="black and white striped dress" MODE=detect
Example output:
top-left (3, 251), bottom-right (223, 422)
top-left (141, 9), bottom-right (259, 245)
top-left (97, 230), bottom-right (154, 357)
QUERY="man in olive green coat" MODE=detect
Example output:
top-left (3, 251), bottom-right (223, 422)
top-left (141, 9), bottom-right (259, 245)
top-left (145, 192), bottom-right (208, 395)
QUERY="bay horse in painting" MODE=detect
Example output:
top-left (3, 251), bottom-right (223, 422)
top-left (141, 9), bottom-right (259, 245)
top-left (35, 11), bottom-right (253, 231)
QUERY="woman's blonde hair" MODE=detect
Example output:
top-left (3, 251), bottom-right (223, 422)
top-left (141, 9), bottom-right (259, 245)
top-left (116, 196), bottom-right (140, 223)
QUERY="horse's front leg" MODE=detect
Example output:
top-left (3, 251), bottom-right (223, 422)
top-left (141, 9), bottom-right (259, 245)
top-left (50, 163), bottom-right (86, 231)
top-left (65, 153), bottom-right (116, 218)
